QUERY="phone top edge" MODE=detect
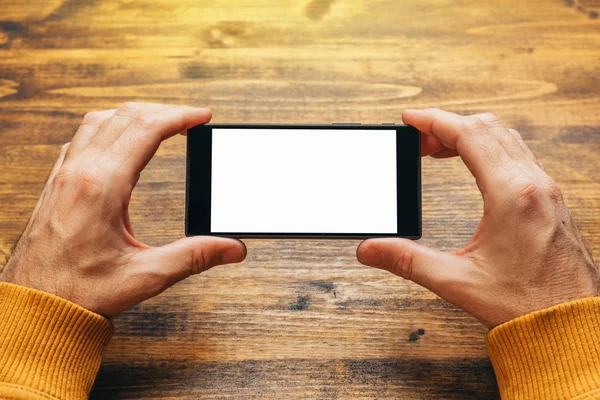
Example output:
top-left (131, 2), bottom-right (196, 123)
top-left (191, 123), bottom-right (418, 130)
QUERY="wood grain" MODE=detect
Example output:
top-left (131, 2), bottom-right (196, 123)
top-left (1, 0), bottom-right (599, 398)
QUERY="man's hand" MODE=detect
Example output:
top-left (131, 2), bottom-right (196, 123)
top-left (357, 109), bottom-right (599, 328)
top-left (0, 102), bottom-right (246, 319)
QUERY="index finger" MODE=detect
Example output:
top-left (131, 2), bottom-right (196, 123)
top-left (105, 104), bottom-right (212, 179)
top-left (403, 108), bottom-right (515, 194)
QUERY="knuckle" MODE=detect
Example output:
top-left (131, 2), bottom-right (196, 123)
top-left (464, 116), bottom-right (491, 134)
top-left (189, 247), bottom-right (208, 275)
top-left (386, 249), bottom-right (413, 280)
top-left (508, 128), bottom-right (522, 139)
top-left (508, 129), bottom-right (523, 144)
top-left (74, 169), bottom-right (104, 199)
top-left (465, 113), bottom-right (501, 135)
top-left (82, 111), bottom-right (104, 125)
top-left (188, 245), bottom-right (219, 275)
top-left (118, 102), bottom-right (143, 117)
top-left (512, 178), bottom-right (543, 212)
top-left (545, 179), bottom-right (563, 204)
top-left (478, 113), bottom-right (500, 124)
top-left (430, 118), bottom-right (442, 137)
top-left (53, 168), bottom-right (72, 189)
top-left (134, 111), bottom-right (159, 128)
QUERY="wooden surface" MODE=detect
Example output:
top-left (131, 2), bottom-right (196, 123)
top-left (1, 0), bottom-right (599, 398)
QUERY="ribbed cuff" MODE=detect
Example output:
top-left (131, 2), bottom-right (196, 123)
top-left (486, 297), bottom-right (600, 400)
top-left (0, 282), bottom-right (113, 400)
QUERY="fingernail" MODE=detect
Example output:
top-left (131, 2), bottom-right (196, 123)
top-left (358, 244), bottom-right (383, 267)
top-left (220, 245), bottom-right (246, 264)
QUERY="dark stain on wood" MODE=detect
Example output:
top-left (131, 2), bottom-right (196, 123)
top-left (307, 280), bottom-right (336, 292)
top-left (394, 297), bottom-right (462, 311)
top-left (0, 21), bottom-right (26, 48)
top-left (335, 297), bottom-right (473, 313)
top-left (408, 328), bottom-right (426, 342)
top-left (288, 295), bottom-right (312, 311)
top-left (566, 0), bottom-right (600, 17)
top-left (0, 119), bottom-right (21, 135)
top-left (304, 0), bottom-right (336, 20)
top-left (180, 62), bottom-right (215, 80)
top-left (118, 304), bottom-right (191, 337)
top-left (44, 0), bottom-right (102, 22)
top-left (0, 21), bottom-right (28, 34)
top-left (336, 298), bottom-right (383, 310)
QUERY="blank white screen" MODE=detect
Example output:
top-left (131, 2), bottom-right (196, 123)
top-left (211, 129), bottom-right (397, 233)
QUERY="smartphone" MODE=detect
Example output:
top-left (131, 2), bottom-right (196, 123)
top-left (186, 124), bottom-right (421, 239)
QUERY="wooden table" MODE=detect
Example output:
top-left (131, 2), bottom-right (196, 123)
top-left (1, 0), bottom-right (599, 398)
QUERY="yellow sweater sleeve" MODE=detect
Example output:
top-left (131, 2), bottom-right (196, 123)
top-left (0, 282), bottom-right (113, 400)
top-left (1, 281), bottom-right (599, 400)
top-left (486, 297), bottom-right (600, 399)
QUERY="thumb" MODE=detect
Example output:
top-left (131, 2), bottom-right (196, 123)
top-left (136, 236), bottom-right (247, 284)
top-left (357, 238), bottom-right (467, 298)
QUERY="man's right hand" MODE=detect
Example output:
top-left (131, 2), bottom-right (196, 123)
top-left (357, 109), bottom-right (599, 329)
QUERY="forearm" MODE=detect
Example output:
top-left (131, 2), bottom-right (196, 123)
top-left (486, 297), bottom-right (600, 399)
top-left (0, 282), bottom-right (113, 400)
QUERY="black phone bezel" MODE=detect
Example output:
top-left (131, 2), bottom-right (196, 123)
top-left (186, 124), bottom-right (421, 239)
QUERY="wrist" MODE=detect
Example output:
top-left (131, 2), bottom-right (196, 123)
top-left (1, 258), bottom-right (81, 312)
